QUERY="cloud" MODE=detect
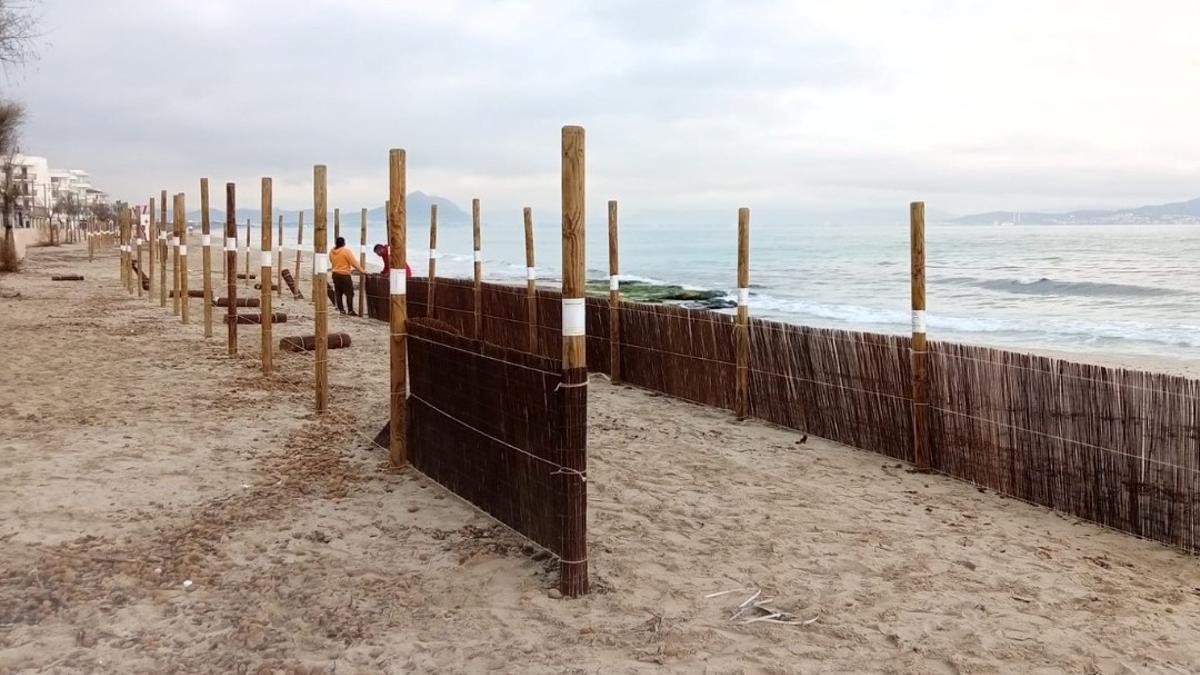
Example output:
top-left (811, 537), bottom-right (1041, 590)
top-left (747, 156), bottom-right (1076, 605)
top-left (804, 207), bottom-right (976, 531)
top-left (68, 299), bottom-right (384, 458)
top-left (13, 0), bottom-right (1200, 222)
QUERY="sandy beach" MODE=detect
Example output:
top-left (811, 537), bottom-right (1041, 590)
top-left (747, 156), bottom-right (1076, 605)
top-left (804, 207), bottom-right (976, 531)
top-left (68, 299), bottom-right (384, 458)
top-left (2, 240), bottom-right (1200, 674)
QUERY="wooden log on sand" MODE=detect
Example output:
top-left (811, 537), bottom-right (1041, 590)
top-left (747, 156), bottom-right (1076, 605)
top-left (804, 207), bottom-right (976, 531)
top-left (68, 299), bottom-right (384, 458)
top-left (279, 332), bottom-right (351, 352)
top-left (225, 312), bottom-right (287, 325)
top-left (51, 275), bottom-right (84, 281)
top-left (170, 289), bottom-right (206, 298)
top-left (215, 297), bottom-right (261, 308)
top-left (253, 283), bottom-right (280, 291)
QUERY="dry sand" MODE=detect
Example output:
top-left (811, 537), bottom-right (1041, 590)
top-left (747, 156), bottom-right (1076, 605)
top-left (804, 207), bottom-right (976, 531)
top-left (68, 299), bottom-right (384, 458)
top-left (2, 240), bottom-right (1200, 674)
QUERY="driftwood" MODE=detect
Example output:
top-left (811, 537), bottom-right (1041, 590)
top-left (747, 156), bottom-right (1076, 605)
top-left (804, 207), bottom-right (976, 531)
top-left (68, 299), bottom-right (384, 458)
top-left (215, 297), bottom-right (260, 308)
top-left (225, 312), bottom-right (287, 325)
top-left (129, 261), bottom-right (151, 290)
top-left (279, 332), bottom-right (352, 352)
top-left (51, 275), bottom-right (84, 281)
top-left (281, 268), bottom-right (303, 299)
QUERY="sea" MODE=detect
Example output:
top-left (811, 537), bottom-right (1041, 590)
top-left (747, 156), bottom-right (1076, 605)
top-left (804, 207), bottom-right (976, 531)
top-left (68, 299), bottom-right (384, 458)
top-left (278, 220), bottom-right (1200, 369)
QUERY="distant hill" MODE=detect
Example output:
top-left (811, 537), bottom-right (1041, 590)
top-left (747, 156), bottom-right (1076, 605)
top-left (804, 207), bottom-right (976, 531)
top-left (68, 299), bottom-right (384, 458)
top-left (186, 191), bottom-right (469, 226)
top-left (954, 197), bottom-right (1200, 225)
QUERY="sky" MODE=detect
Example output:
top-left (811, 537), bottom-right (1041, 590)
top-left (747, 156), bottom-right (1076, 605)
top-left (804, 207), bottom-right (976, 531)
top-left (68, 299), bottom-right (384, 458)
top-left (8, 0), bottom-right (1200, 223)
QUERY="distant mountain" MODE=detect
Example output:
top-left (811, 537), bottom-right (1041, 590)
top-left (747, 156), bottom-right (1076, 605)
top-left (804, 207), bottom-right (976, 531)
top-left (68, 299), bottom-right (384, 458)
top-left (185, 191), bottom-right (469, 227)
top-left (953, 197), bottom-right (1200, 225)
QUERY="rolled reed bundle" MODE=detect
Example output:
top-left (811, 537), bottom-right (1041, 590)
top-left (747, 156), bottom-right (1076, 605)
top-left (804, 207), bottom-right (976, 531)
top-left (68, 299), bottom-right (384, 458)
top-left (281, 268), bottom-right (303, 299)
top-left (236, 273), bottom-right (257, 280)
top-left (51, 275), bottom-right (84, 281)
top-left (279, 332), bottom-right (351, 352)
top-left (169, 289), bottom-right (206, 298)
top-left (215, 297), bottom-right (260, 308)
top-left (225, 312), bottom-right (287, 325)
top-left (253, 283), bottom-right (280, 291)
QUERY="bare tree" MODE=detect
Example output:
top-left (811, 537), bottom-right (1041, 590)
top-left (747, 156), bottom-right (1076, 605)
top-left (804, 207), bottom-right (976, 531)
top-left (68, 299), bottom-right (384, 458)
top-left (0, 1), bottom-right (38, 67)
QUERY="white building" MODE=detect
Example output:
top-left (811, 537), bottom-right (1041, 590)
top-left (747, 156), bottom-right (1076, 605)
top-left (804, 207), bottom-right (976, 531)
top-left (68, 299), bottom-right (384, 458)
top-left (2, 156), bottom-right (109, 227)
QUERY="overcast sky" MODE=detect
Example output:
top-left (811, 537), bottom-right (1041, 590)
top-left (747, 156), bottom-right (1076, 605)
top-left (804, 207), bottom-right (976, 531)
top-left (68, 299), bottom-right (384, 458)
top-left (10, 0), bottom-right (1200, 222)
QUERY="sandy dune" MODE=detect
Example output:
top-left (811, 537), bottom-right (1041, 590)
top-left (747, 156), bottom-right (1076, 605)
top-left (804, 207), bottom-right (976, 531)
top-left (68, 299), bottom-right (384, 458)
top-left (1, 241), bottom-right (1199, 674)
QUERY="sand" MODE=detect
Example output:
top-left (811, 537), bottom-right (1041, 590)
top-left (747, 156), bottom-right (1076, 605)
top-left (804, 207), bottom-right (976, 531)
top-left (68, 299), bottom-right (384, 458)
top-left (2, 240), bottom-right (1200, 674)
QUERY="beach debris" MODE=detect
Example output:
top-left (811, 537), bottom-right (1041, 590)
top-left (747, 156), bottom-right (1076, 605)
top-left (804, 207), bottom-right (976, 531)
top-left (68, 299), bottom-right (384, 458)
top-left (182, 579), bottom-right (193, 589)
top-left (705, 587), bottom-right (817, 626)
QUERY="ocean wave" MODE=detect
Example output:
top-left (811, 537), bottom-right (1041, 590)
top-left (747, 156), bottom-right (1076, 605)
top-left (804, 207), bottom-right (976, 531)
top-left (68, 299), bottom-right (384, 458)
top-left (941, 275), bottom-right (1184, 298)
top-left (745, 293), bottom-right (1200, 348)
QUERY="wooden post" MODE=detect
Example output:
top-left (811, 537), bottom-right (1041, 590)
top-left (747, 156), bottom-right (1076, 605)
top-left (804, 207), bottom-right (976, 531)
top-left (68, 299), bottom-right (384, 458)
top-left (176, 193), bottom-right (189, 324)
top-left (294, 211), bottom-right (304, 299)
top-left (171, 194), bottom-right (180, 316)
top-left (261, 178), bottom-right (274, 374)
top-left (523, 207), bottom-right (537, 353)
top-left (201, 178), bottom-right (214, 338)
top-left (277, 215), bottom-right (284, 291)
top-left (334, 207), bottom-right (340, 242)
top-left (135, 208), bottom-right (144, 297)
top-left (388, 149), bottom-right (408, 466)
top-left (608, 200), bottom-right (620, 381)
top-left (472, 198), bottom-right (482, 339)
top-left (225, 183), bottom-right (238, 355)
top-left (118, 208), bottom-right (128, 291)
top-left (311, 207), bottom-right (320, 305)
top-left (358, 207), bottom-right (367, 317)
top-left (243, 218), bottom-right (251, 288)
top-left (314, 165), bottom-right (329, 413)
top-left (147, 198), bottom-right (156, 301)
top-left (159, 191), bottom-right (168, 308)
top-left (735, 208), bottom-right (750, 420)
top-left (910, 201), bottom-right (931, 471)
top-left (560, 125), bottom-right (588, 597)
top-left (427, 204), bottom-right (438, 320)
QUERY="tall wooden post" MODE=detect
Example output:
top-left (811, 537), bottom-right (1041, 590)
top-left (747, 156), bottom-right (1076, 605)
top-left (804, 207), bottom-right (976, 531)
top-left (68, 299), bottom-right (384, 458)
top-left (148, 198), bottom-right (156, 301)
top-left (294, 211), bottom-right (304, 299)
top-left (314, 165), bottom-right (330, 413)
top-left (472, 198), bottom-right (482, 339)
top-left (388, 149), bottom-right (408, 467)
top-left (201, 178), bottom-right (214, 338)
top-left (735, 208), bottom-right (750, 420)
top-left (118, 208), bottom-right (129, 290)
top-left (135, 209), bottom-right (144, 298)
top-left (261, 178), bottom-right (274, 374)
top-left (277, 214), bottom-right (284, 291)
top-left (171, 194), bottom-right (181, 316)
top-left (334, 207), bottom-right (341, 242)
top-left (358, 207), bottom-right (368, 317)
top-left (608, 200), bottom-right (621, 381)
top-left (159, 191), bottom-right (168, 307)
top-left (176, 193), bottom-right (189, 324)
top-left (523, 207), bottom-right (537, 353)
top-left (225, 184), bottom-right (238, 355)
top-left (910, 201), bottom-right (931, 471)
top-left (243, 218), bottom-right (251, 288)
top-left (427, 204), bottom-right (438, 320)
top-left (560, 125), bottom-right (589, 597)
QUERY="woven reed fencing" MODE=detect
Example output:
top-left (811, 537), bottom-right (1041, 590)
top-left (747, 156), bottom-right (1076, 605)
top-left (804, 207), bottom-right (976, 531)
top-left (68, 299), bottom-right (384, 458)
top-left (375, 273), bottom-right (1200, 553)
top-left (406, 318), bottom-right (588, 567)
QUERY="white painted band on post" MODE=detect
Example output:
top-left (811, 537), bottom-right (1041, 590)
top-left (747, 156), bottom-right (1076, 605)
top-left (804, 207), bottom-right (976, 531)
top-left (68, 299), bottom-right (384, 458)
top-left (562, 298), bottom-right (586, 336)
top-left (912, 310), bottom-right (927, 334)
top-left (225, 237), bottom-right (238, 251)
top-left (737, 287), bottom-right (749, 306)
top-left (526, 267), bottom-right (536, 280)
top-left (313, 253), bottom-right (327, 275)
top-left (159, 233), bottom-right (166, 241)
top-left (609, 275), bottom-right (619, 291)
top-left (202, 234), bottom-right (211, 246)
top-left (178, 245), bottom-right (187, 256)
top-left (136, 238), bottom-right (143, 246)
top-left (429, 248), bottom-right (437, 260)
top-left (359, 246), bottom-right (367, 260)
top-left (473, 250), bottom-right (482, 263)
top-left (261, 251), bottom-right (272, 267)
top-left (390, 272), bottom-right (407, 296)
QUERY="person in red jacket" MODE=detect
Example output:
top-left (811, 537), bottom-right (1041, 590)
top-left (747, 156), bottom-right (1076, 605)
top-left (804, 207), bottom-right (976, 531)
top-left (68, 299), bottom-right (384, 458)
top-left (373, 243), bottom-right (412, 277)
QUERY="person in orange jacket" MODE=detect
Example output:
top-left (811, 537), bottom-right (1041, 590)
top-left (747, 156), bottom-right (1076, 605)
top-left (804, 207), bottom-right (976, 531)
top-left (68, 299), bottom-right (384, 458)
top-left (329, 237), bottom-right (366, 315)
